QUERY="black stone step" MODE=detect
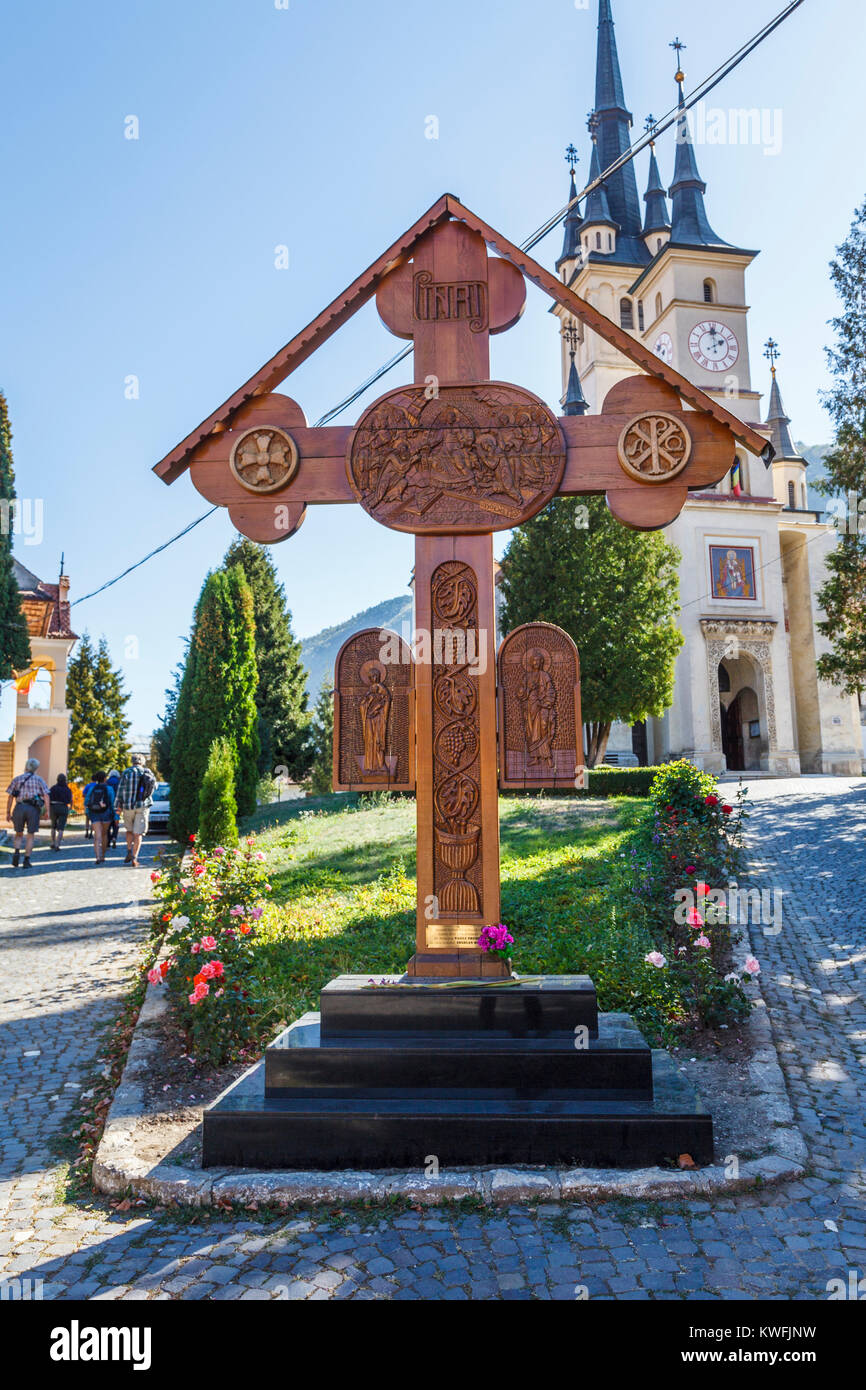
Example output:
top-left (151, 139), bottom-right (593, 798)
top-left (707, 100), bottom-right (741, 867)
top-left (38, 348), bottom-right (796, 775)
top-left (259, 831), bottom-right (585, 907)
top-left (264, 1013), bottom-right (652, 1096)
top-left (203, 1046), bottom-right (712, 1170)
top-left (319, 974), bottom-right (599, 1038)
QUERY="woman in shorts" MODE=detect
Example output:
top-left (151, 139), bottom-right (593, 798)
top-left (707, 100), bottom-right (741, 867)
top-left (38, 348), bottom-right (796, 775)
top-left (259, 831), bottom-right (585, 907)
top-left (85, 771), bottom-right (116, 865)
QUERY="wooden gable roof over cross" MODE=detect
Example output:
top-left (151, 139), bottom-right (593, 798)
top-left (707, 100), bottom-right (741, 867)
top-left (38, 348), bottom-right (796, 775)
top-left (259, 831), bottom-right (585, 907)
top-left (153, 193), bottom-right (771, 539)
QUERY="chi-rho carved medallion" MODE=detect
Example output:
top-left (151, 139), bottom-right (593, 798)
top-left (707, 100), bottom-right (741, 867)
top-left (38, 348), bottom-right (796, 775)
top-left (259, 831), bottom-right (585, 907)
top-left (617, 411), bottom-right (692, 483)
top-left (347, 383), bottom-right (566, 534)
top-left (230, 427), bottom-right (299, 494)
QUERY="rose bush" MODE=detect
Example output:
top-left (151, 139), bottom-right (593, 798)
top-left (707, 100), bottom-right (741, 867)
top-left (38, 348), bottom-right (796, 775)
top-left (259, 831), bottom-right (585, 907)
top-left (612, 761), bottom-right (757, 1030)
top-left (148, 836), bottom-right (274, 1064)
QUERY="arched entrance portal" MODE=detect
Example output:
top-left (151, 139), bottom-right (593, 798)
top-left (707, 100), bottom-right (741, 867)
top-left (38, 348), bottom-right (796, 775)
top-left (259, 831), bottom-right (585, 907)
top-left (718, 657), bottom-right (767, 772)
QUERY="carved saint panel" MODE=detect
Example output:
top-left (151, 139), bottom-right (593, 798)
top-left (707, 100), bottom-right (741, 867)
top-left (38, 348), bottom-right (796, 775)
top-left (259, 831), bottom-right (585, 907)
top-left (431, 561), bottom-right (484, 918)
top-left (498, 623), bottom-right (583, 790)
top-left (346, 382), bottom-right (566, 535)
top-left (333, 628), bottom-right (415, 792)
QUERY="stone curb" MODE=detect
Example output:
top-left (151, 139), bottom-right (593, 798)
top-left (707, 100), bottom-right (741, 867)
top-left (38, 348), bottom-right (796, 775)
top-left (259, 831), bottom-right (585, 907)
top-left (93, 939), bottom-right (807, 1208)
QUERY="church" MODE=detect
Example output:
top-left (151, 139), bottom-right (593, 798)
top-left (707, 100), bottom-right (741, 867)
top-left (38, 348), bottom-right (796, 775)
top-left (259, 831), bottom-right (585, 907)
top-left (551, 0), bottom-right (862, 776)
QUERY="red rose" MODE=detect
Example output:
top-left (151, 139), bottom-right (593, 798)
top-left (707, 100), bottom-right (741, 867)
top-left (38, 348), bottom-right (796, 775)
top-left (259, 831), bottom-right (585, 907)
top-left (685, 865), bottom-right (696, 875)
top-left (705, 795), bottom-right (719, 807)
top-left (722, 804), bottom-right (733, 815)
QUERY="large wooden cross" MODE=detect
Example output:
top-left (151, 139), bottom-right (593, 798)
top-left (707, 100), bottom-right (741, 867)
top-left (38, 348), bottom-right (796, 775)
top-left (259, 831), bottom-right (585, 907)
top-left (154, 195), bottom-right (769, 978)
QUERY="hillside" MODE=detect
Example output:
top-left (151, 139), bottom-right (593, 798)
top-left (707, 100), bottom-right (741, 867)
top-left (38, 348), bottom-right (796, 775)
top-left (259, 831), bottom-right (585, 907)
top-left (300, 592), bottom-right (414, 698)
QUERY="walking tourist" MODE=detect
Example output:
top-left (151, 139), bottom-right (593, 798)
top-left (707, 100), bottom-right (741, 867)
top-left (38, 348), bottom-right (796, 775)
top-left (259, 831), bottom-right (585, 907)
top-left (115, 753), bottom-right (156, 867)
top-left (48, 772), bottom-right (74, 851)
top-left (106, 769), bottom-right (121, 848)
top-left (5, 757), bottom-right (51, 870)
top-left (85, 771), bottom-right (115, 864)
top-left (83, 776), bottom-right (96, 839)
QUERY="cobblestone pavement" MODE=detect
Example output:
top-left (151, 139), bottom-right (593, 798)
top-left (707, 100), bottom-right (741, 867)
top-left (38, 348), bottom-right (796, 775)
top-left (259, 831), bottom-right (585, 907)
top-left (1, 781), bottom-right (865, 1302)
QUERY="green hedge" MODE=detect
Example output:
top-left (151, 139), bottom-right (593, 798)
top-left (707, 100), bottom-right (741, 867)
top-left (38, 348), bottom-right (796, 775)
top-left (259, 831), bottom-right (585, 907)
top-left (578, 765), bottom-right (665, 797)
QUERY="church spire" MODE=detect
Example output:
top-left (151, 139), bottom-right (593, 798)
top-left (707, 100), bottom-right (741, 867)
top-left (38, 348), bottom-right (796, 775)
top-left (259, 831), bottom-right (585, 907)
top-left (561, 323), bottom-right (589, 416)
top-left (642, 117), bottom-right (671, 238)
top-left (557, 145), bottom-right (583, 271)
top-left (763, 339), bottom-right (799, 459)
top-left (668, 41), bottom-right (728, 247)
top-left (582, 115), bottom-right (618, 232)
top-left (593, 0), bottom-right (643, 241)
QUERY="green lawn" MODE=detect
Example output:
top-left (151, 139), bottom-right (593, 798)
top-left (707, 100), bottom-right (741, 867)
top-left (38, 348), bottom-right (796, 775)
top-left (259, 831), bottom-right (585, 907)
top-left (243, 793), bottom-right (675, 1041)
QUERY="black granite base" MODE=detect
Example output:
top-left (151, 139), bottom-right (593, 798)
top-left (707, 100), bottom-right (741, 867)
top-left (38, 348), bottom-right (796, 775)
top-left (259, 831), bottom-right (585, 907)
top-left (202, 976), bottom-right (713, 1170)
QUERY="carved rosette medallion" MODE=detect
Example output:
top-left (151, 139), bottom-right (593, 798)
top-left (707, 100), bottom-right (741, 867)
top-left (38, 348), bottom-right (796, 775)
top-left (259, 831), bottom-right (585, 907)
top-left (347, 383), bottom-right (566, 534)
top-left (333, 628), bottom-right (415, 791)
top-left (617, 412), bottom-right (692, 484)
top-left (431, 561), bottom-right (483, 917)
top-left (498, 623), bottom-right (582, 789)
top-left (229, 427), bottom-right (300, 494)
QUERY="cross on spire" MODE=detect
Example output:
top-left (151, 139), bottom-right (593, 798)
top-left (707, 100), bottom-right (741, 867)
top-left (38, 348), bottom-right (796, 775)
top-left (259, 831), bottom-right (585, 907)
top-left (565, 144), bottom-right (579, 175)
top-left (670, 36), bottom-right (686, 82)
top-left (644, 114), bottom-right (657, 145)
top-left (587, 110), bottom-right (600, 141)
top-left (764, 338), bottom-right (781, 375)
top-left (562, 321), bottom-right (579, 358)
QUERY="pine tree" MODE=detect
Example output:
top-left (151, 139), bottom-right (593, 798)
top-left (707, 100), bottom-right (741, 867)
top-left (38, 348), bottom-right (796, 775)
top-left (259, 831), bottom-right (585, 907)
top-left (168, 566), bottom-right (260, 841)
top-left (307, 679), bottom-right (334, 796)
top-left (67, 633), bottom-right (131, 779)
top-left (0, 391), bottom-right (32, 679)
top-left (198, 737), bottom-right (239, 849)
top-left (816, 197), bottom-right (866, 696)
top-left (223, 537), bottom-right (311, 778)
top-left (499, 496), bottom-right (684, 766)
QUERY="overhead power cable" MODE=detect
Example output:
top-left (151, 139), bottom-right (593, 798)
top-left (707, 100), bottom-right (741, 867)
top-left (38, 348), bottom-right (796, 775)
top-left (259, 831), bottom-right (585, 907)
top-left (69, 0), bottom-right (807, 607)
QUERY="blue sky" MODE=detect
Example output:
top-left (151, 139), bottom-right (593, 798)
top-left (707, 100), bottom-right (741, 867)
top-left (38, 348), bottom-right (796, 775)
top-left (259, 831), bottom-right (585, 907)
top-left (2, 0), bottom-right (863, 739)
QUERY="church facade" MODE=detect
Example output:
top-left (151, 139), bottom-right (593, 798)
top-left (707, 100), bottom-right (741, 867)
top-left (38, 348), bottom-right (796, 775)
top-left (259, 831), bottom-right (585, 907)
top-left (554, 0), bottom-right (862, 776)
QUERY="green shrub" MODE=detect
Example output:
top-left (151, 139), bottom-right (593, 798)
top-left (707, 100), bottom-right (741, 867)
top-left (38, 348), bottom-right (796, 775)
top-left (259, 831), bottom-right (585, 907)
top-left (198, 737), bottom-right (239, 849)
top-left (649, 759), bottom-right (719, 816)
top-left (577, 766), bottom-right (665, 797)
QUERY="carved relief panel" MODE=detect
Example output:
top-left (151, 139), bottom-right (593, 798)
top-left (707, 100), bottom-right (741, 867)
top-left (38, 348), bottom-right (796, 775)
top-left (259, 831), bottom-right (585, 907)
top-left (431, 561), bottom-right (485, 920)
top-left (333, 628), bottom-right (415, 792)
top-left (498, 623), bottom-right (583, 790)
top-left (347, 383), bottom-right (566, 535)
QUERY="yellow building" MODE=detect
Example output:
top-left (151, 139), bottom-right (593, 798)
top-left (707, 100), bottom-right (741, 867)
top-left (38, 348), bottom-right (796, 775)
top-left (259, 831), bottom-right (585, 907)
top-left (1, 559), bottom-right (77, 794)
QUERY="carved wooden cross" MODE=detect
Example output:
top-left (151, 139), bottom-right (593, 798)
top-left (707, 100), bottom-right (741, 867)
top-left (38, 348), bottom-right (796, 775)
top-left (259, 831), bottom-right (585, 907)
top-left (154, 195), bottom-right (770, 977)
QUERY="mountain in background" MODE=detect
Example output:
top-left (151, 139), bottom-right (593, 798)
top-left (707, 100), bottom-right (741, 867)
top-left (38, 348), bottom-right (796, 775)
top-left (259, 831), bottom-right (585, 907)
top-left (796, 442), bottom-right (837, 504)
top-left (300, 592), bottom-right (414, 699)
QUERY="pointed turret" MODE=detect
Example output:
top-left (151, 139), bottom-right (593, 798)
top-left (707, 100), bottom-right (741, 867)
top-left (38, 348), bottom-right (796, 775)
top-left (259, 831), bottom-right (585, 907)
top-left (592, 0), bottom-right (648, 264)
top-left (763, 344), bottom-right (799, 461)
top-left (561, 323), bottom-right (589, 416)
top-left (583, 130), bottom-right (617, 229)
top-left (557, 146), bottom-right (583, 272)
top-left (668, 54), bottom-right (729, 248)
top-left (642, 118), bottom-right (671, 253)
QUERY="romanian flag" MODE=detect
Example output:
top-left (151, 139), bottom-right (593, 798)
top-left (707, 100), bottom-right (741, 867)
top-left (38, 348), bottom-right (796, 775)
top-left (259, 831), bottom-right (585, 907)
top-left (13, 667), bottom-right (38, 694)
top-left (731, 459), bottom-right (743, 497)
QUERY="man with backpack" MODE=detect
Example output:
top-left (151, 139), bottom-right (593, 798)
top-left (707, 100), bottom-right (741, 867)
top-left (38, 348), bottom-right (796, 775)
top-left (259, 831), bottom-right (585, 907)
top-left (5, 757), bottom-right (50, 869)
top-left (115, 753), bottom-right (156, 867)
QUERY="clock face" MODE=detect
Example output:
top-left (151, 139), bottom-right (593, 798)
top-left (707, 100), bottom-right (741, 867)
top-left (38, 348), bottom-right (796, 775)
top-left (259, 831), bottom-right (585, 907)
top-left (654, 332), bottom-right (674, 365)
top-left (689, 320), bottom-right (739, 372)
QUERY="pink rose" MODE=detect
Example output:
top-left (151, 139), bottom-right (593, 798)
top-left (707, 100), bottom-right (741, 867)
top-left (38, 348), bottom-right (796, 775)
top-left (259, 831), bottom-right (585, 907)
top-left (744, 956), bottom-right (761, 976)
top-left (645, 951), bottom-right (667, 968)
top-left (191, 943), bottom-right (200, 954)
top-left (686, 908), bottom-right (704, 929)
top-left (147, 967), bottom-right (162, 986)
top-left (695, 935), bottom-right (711, 949)
top-left (255, 852), bottom-right (265, 862)
top-left (250, 906), bottom-right (263, 920)
top-left (230, 905), bottom-right (244, 917)
top-left (200, 936), bottom-right (217, 951)
top-left (189, 982), bottom-right (209, 1004)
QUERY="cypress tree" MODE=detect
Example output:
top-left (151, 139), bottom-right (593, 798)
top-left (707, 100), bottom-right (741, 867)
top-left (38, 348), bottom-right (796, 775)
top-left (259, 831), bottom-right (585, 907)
top-left (168, 566), bottom-right (260, 841)
top-left (0, 391), bottom-right (32, 679)
top-left (222, 537), bottom-right (311, 778)
top-left (307, 679), bottom-right (334, 796)
top-left (198, 737), bottom-right (239, 849)
top-left (67, 633), bottom-right (131, 779)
